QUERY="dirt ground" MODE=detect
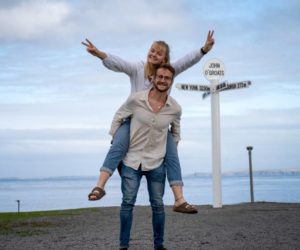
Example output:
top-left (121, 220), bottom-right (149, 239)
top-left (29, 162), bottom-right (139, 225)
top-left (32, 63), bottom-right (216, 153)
top-left (1, 202), bottom-right (299, 250)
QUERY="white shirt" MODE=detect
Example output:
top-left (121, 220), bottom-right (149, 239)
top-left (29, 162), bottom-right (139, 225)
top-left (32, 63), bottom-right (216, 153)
top-left (109, 89), bottom-right (182, 171)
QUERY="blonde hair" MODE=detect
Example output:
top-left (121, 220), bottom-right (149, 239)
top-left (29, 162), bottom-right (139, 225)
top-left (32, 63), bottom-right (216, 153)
top-left (144, 41), bottom-right (170, 80)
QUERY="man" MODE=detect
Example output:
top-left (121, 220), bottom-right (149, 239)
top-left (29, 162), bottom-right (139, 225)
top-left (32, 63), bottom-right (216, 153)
top-left (110, 64), bottom-right (181, 250)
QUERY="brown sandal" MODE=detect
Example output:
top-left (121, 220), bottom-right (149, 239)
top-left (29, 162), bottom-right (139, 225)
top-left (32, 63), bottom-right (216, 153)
top-left (88, 187), bottom-right (106, 201)
top-left (173, 202), bottom-right (198, 214)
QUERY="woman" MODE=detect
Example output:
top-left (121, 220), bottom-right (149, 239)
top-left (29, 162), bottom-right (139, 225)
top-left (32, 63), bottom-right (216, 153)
top-left (82, 31), bottom-right (214, 213)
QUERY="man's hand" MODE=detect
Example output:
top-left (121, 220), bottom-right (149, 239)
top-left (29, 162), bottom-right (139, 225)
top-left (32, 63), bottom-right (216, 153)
top-left (202, 30), bottom-right (215, 53)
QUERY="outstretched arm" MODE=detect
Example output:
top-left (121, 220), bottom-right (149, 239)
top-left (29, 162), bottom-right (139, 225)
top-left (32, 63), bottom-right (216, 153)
top-left (82, 38), bottom-right (107, 60)
top-left (82, 38), bottom-right (138, 77)
top-left (171, 30), bottom-right (215, 76)
top-left (201, 30), bottom-right (215, 54)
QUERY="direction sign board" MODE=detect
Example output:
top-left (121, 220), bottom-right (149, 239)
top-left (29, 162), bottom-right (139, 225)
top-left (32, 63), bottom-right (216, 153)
top-left (216, 81), bottom-right (227, 91)
top-left (220, 81), bottom-right (251, 91)
top-left (202, 92), bottom-right (210, 99)
top-left (176, 83), bottom-right (210, 92)
top-left (202, 80), bottom-right (251, 99)
top-left (203, 59), bottom-right (225, 82)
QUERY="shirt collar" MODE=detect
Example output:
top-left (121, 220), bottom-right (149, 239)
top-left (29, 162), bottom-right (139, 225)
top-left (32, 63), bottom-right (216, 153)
top-left (141, 88), bottom-right (172, 106)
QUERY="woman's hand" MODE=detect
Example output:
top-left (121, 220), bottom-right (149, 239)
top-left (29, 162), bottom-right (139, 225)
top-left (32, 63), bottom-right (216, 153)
top-left (202, 30), bottom-right (215, 53)
top-left (82, 38), bottom-right (107, 59)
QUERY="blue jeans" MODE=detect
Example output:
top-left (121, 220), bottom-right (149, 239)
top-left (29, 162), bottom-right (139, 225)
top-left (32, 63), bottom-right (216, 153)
top-left (120, 163), bottom-right (166, 249)
top-left (100, 119), bottom-right (183, 186)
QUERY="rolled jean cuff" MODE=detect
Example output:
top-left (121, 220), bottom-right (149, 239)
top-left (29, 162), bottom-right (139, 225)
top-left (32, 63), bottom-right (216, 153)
top-left (169, 180), bottom-right (184, 187)
top-left (100, 166), bottom-right (113, 176)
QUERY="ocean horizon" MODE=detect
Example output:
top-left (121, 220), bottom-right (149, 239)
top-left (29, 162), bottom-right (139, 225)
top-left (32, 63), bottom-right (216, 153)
top-left (2, 168), bottom-right (300, 181)
top-left (1, 170), bottom-right (300, 213)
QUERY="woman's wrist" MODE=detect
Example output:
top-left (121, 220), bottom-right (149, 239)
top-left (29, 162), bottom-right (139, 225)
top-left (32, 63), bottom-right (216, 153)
top-left (96, 50), bottom-right (107, 60)
top-left (201, 47), bottom-right (208, 55)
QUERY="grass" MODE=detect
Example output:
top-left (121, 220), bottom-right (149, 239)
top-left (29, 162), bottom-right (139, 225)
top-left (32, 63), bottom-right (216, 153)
top-left (1, 208), bottom-right (81, 221)
top-left (0, 207), bottom-right (99, 237)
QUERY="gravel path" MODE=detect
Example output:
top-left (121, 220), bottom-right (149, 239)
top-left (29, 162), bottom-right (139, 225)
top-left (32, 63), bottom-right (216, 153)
top-left (1, 202), bottom-right (299, 250)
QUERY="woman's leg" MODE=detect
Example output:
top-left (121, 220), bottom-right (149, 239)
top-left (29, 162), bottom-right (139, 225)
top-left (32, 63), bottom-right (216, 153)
top-left (101, 119), bottom-right (131, 175)
top-left (165, 131), bottom-right (184, 204)
top-left (89, 119), bottom-right (130, 200)
top-left (165, 131), bottom-right (197, 212)
top-left (165, 131), bottom-right (183, 187)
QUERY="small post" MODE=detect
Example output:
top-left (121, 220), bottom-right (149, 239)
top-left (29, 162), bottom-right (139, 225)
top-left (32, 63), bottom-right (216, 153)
top-left (246, 146), bottom-right (254, 203)
top-left (16, 200), bottom-right (20, 213)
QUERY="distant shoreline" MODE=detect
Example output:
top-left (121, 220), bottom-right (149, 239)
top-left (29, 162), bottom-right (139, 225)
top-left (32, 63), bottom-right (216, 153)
top-left (1, 169), bottom-right (300, 181)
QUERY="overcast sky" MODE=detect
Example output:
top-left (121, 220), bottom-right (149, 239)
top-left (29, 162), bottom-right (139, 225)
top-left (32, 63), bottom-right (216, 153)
top-left (0, 0), bottom-right (299, 178)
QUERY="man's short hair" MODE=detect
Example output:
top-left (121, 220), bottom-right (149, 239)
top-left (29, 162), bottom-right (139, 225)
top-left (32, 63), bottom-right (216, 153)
top-left (155, 64), bottom-right (175, 80)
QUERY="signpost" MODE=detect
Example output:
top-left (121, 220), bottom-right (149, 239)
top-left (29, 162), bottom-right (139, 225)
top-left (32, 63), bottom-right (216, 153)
top-left (176, 58), bottom-right (251, 208)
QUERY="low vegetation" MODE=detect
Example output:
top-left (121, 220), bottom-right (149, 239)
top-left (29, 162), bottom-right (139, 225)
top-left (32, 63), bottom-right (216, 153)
top-left (0, 207), bottom-right (98, 237)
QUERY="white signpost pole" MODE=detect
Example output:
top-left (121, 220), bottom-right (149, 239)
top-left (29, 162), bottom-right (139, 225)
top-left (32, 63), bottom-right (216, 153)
top-left (210, 79), bottom-right (222, 208)
top-left (204, 59), bottom-right (225, 208)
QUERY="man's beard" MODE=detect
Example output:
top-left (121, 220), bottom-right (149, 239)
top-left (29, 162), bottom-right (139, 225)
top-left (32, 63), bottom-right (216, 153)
top-left (154, 83), bottom-right (170, 93)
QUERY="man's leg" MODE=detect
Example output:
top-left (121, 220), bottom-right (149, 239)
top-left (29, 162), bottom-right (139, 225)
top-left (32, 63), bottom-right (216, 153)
top-left (89, 120), bottom-right (130, 200)
top-left (120, 163), bottom-right (142, 248)
top-left (146, 164), bottom-right (166, 250)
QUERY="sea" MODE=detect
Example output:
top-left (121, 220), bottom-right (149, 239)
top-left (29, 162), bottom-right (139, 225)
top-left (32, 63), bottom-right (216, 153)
top-left (1, 172), bottom-right (300, 213)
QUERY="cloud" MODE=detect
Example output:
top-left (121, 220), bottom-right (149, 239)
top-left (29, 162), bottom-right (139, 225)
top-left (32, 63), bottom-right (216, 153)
top-left (0, 0), bottom-right (72, 41)
top-left (0, 127), bottom-right (112, 178)
top-left (0, 128), bottom-right (110, 157)
top-left (0, 0), bottom-right (188, 43)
